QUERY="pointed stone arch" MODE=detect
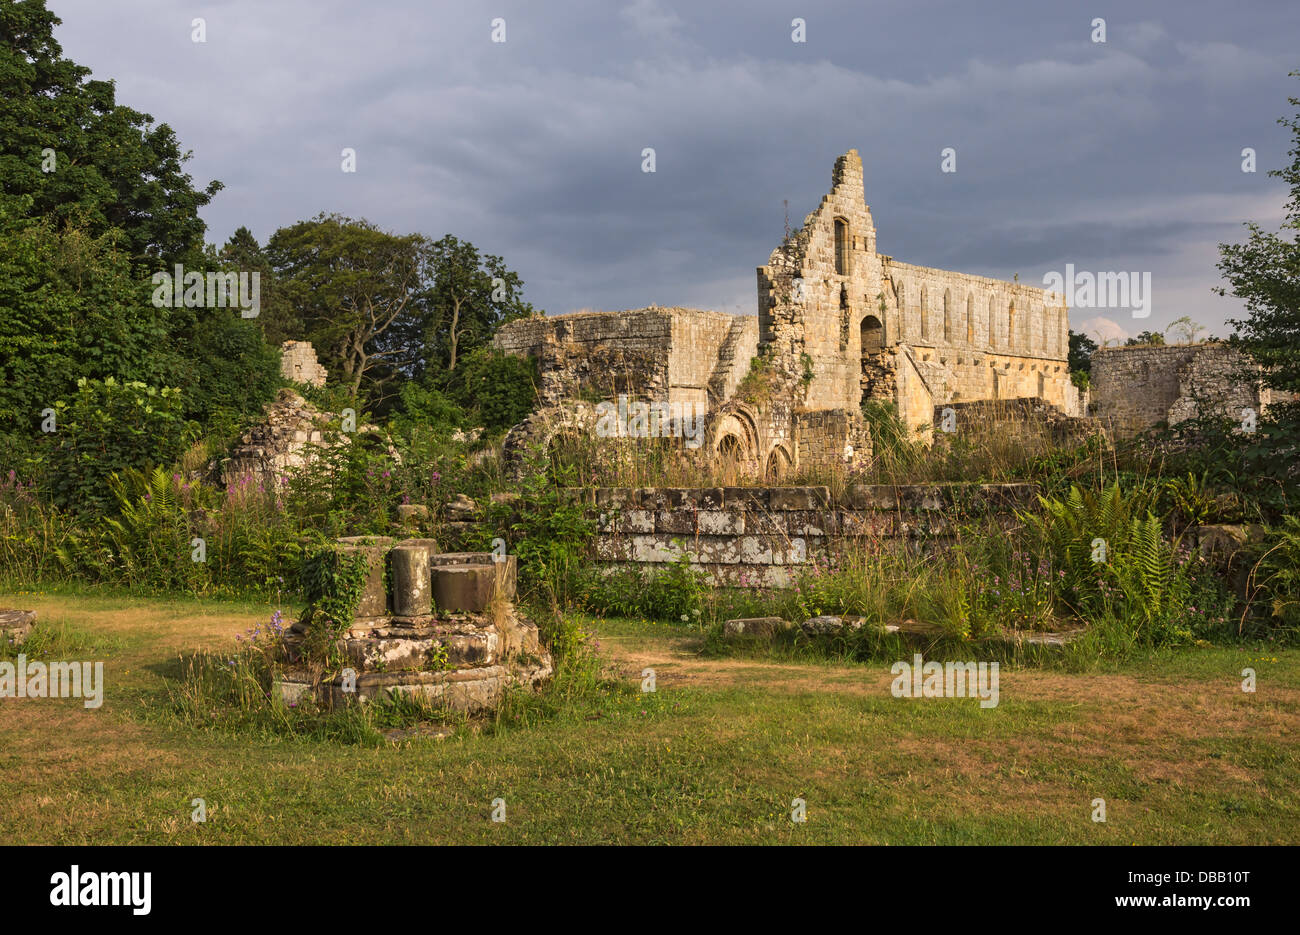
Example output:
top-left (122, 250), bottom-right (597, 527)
top-left (707, 403), bottom-right (762, 482)
top-left (765, 444), bottom-right (794, 482)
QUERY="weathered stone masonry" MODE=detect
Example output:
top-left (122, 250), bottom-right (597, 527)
top-left (757, 150), bottom-right (1080, 437)
top-left (572, 482), bottom-right (1037, 588)
top-left (495, 150), bottom-right (1080, 477)
top-left (279, 540), bottom-right (552, 712)
top-left (1090, 343), bottom-right (1274, 440)
top-left (280, 340), bottom-right (328, 387)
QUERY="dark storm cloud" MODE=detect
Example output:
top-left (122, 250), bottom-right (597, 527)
top-left (50, 0), bottom-right (1300, 334)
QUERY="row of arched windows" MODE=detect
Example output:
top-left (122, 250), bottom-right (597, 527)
top-left (893, 282), bottom-right (1064, 356)
top-left (827, 217), bottom-right (1065, 358)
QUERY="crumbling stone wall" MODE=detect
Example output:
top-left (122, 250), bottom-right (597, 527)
top-left (934, 398), bottom-right (1104, 448)
top-left (1091, 343), bottom-right (1268, 439)
top-left (220, 388), bottom-right (393, 490)
top-left (280, 340), bottom-right (328, 387)
top-left (493, 307), bottom-right (745, 410)
top-left (495, 149), bottom-right (1076, 476)
top-left (221, 389), bottom-right (338, 489)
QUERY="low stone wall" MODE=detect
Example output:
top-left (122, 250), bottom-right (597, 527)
top-left (567, 482), bottom-right (1037, 587)
top-left (933, 397), bottom-right (1104, 447)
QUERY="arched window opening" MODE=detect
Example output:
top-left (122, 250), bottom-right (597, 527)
top-left (765, 447), bottom-right (791, 482)
top-left (943, 289), bottom-right (953, 343)
top-left (920, 286), bottom-right (929, 341)
top-left (834, 218), bottom-right (850, 276)
top-left (860, 314), bottom-right (884, 355)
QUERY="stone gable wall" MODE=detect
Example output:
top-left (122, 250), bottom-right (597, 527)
top-left (757, 151), bottom-right (1071, 433)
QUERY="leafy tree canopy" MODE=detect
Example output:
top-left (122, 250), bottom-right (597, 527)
top-left (1067, 330), bottom-right (1098, 374)
top-left (266, 214), bottom-right (431, 405)
top-left (0, 0), bottom-right (221, 269)
top-left (0, 195), bottom-right (175, 432)
top-left (1218, 72), bottom-right (1300, 401)
top-left (420, 234), bottom-right (534, 379)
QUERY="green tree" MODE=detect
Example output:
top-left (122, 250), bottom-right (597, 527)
top-left (0, 0), bottom-right (221, 269)
top-left (1218, 73), bottom-right (1300, 407)
top-left (444, 347), bottom-right (539, 433)
top-left (421, 234), bottom-right (533, 377)
top-left (266, 214), bottom-right (430, 404)
top-left (0, 196), bottom-right (174, 434)
top-left (213, 226), bottom-right (298, 347)
top-left (0, 2), bottom-right (277, 442)
top-left (1067, 330), bottom-right (1097, 390)
top-left (1067, 330), bottom-right (1097, 374)
top-left (42, 377), bottom-right (189, 514)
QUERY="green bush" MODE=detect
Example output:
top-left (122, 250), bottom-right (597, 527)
top-left (282, 426), bottom-right (401, 537)
top-left (1022, 482), bottom-right (1234, 645)
top-left (1247, 515), bottom-right (1300, 634)
top-left (297, 543), bottom-right (372, 663)
top-left (580, 547), bottom-right (708, 623)
top-left (43, 378), bottom-right (189, 514)
top-left (442, 347), bottom-right (538, 433)
top-left (478, 451), bottom-right (593, 607)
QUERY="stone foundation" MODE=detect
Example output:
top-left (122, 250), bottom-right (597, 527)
top-left (281, 541), bottom-right (550, 714)
top-left (0, 609), bottom-right (35, 647)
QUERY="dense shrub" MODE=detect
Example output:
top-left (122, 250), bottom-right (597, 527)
top-left (441, 347), bottom-right (538, 433)
top-left (42, 378), bottom-right (189, 514)
top-left (579, 550), bottom-right (709, 623)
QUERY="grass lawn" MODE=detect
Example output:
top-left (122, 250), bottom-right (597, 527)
top-left (1, 585), bottom-right (1297, 844)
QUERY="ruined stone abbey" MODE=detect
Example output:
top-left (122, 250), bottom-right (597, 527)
top-left (495, 150), bottom-right (1081, 478)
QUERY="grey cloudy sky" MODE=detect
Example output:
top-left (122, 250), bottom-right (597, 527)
top-left (51, 0), bottom-right (1299, 342)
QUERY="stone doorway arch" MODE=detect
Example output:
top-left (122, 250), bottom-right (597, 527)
top-left (860, 314), bottom-right (884, 355)
top-left (706, 404), bottom-right (762, 481)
